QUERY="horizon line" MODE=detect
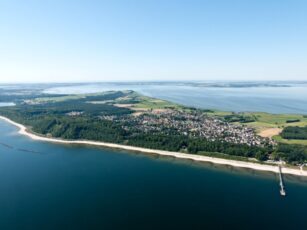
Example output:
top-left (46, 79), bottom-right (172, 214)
top-left (1, 80), bottom-right (307, 84)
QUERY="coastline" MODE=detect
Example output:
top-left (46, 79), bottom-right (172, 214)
top-left (1, 115), bottom-right (306, 177)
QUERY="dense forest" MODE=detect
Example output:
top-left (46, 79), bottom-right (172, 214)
top-left (223, 114), bottom-right (256, 123)
top-left (281, 126), bottom-right (307, 140)
top-left (275, 144), bottom-right (307, 164)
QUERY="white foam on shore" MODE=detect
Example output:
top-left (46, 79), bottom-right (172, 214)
top-left (1, 115), bottom-right (306, 177)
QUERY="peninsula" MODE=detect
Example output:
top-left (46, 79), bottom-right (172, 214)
top-left (0, 89), bottom-right (306, 177)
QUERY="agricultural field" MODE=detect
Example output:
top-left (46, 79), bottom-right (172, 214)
top-left (273, 135), bottom-right (307, 146)
top-left (130, 95), bottom-right (182, 110)
top-left (215, 112), bottom-right (307, 129)
top-left (211, 111), bottom-right (307, 145)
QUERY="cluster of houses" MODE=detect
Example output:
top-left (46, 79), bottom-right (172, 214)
top-left (101, 109), bottom-right (275, 147)
top-left (66, 111), bottom-right (84, 116)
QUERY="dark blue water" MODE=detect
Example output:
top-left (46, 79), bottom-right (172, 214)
top-left (1, 120), bottom-right (307, 230)
top-left (45, 83), bottom-right (307, 114)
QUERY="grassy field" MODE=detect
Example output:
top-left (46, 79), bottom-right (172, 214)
top-left (28, 94), bottom-right (87, 103)
top-left (131, 95), bottom-right (182, 110)
top-left (250, 112), bottom-right (307, 126)
top-left (273, 135), bottom-right (307, 146)
top-left (245, 113), bottom-right (307, 139)
top-left (210, 111), bottom-right (307, 145)
top-left (211, 111), bottom-right (307, 132)
top-left (27, 92), bottom-right (114, 103)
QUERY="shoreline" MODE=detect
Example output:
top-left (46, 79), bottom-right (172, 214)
top-left (1, 115), bottom-right (307, 177)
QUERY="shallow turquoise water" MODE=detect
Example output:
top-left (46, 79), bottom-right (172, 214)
top-left (1, 120), bottom-right (307, 230)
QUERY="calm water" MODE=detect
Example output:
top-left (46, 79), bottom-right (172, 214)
top-left (1, 120), bottom-right (307, 230)
top-left (45, 82), bottom-right (307, 114)
top-left (0, 102), bottom-right (15, 107)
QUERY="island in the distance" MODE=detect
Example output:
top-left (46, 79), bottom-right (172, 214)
top-left (0, 89), bottom-right (307, 176)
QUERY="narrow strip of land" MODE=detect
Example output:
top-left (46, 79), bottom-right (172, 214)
top-left (1, 115), bottom-right (306, 177)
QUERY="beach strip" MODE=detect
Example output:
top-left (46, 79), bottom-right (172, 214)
top-left (1, 115), bottom-right (306, 177)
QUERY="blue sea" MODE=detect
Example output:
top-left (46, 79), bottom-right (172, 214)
top-left (1, 120), bottom-right (307, 230)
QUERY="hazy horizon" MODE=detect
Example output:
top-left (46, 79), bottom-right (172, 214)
top-left (1, 80), bottom-right (307, 85)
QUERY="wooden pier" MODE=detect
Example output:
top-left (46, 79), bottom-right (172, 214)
top-left (278, 165), bottom-right (286, 196)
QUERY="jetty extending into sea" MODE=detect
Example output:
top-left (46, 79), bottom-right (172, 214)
top-left (279, 165), bottom-right (286, 196)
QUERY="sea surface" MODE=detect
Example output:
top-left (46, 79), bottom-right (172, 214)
top-left (0, 102), bottom-right (15, 107)
top-left (44, 82), bottom-right (307, 114)
top-left (1, 120), bottom-right (307, 230)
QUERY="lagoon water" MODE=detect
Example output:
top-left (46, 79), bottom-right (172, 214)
top-left (45, 82), bottom-right (307, 114)
top-left (1, 120), bottom-right (307, 230)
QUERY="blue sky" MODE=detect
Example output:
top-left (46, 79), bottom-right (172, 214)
top-left (0, 0), bottom-right (306, 82)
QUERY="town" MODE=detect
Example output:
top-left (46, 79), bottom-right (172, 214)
top-left (101, 109), bottom-right (275, 148)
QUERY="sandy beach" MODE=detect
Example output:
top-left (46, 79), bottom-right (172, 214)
top-left (1, 115), bottom-right (306, 177)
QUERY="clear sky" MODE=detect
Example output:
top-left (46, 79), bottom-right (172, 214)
top-left (0, 0), bottom-right (306, 83)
